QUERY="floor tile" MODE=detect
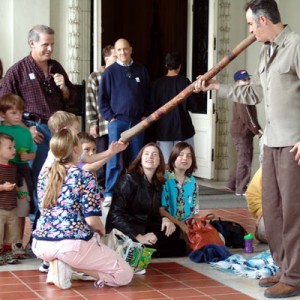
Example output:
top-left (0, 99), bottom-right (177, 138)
top-left (0, 206), bottom-right (271, 299)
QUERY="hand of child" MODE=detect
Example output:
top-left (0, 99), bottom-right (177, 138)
top-left (109, 140), bottom-right (128, 154)
top-left (1, 182), bottom-right (16, 191)
top-left (29, 126), bottom-right (44, 144)
top-left (19, 151), bottom-right (29, 161)
top-left (161, 217), bottom-right (176, 237)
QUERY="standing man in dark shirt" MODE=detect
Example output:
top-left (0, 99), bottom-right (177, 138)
top-left (227, 70), bottom-right (262, 196)
top-left (0, 25), bottom-right (75, 211)
top-left (99, 38), bottom-right (151, 206)
top-left (151, 52), bottom-right (196, 163)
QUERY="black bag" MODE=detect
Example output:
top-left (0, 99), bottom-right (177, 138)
top-left (210, 218), bottom-right (248, 248)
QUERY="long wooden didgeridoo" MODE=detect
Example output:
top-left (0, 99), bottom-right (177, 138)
top-left (120, 34), bottom-right (256, 143)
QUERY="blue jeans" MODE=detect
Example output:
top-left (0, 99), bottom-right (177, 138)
top-left (105, 119), bottom-right (144, 197)
top-left (25, 121), bottom-right (52, 211)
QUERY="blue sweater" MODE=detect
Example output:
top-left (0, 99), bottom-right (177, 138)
top-left (98, 62), bottom-right (151, 122)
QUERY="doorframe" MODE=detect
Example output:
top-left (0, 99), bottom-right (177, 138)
top-left (93, 0), bottom-right (102, 71)
top-left (189, 0), bottom-right (217, 179)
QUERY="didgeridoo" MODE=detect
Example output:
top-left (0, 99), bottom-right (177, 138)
top-left (120, 34), bottom-right (256, 143)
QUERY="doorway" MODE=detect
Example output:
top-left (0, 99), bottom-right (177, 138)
top-left (101, 0), bottom-right (188, 81)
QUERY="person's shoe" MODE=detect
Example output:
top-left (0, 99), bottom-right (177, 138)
top-left (46, 265), bottom-right (54, 284)
top-left (134, 268), bottom-right (146, 275)
top-left (235, 193), bottom-right (246, 196)
top-left (94, 279), bottom-right (104, 288)
top-left (259, 275), bottom-right (280, 287)
top-left (71, 272), bottom-right (96, 281)
top-left (5, 251), bottom-right (18, 264)
top-left (49, 259), bottom-right (72, 289)
top-left (12, 243), bottom-right (26, 259)
top-left (264, 282), bottom-right (300, 298)
top-left (103, 196), bottom-right (112, 207)
top-left (39, 260), bottom-right (50, 273)
top-left (0, 249), bottom-right (6, 265)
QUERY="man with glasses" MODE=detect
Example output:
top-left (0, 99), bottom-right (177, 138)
top-left (0, 25), bottom-right (75, 213)
top-left (98, 38), bottom-right (151, 207)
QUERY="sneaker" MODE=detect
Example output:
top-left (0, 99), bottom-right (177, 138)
top-left (5, 251), bottom-right (18, 264)
top-left (46, 266), bottom-right (54, 284)
top-left (12, 243), bottom-right (26, 259)
top-left (0, 249), bottom-right (6, 265)
top-left (134, 268), bottom-right (146, 275)
top-left (39, 260), bottom-right (50, 273)
top-left (235, 193), bottom-right (246, 196)
top-left (103, 196), bottom-right (112, 207)
top-left (49, 259), bottom-right (72, 289)
top-left (94, 279), bottom-right (104, 288)
top-left (71, 272), bottom-right (96, 281)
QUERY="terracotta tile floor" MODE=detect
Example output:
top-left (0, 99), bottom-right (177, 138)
top-left (0, 207), bottom-right (263, 300)
top-left (0, 260), bottom-right (255, 300)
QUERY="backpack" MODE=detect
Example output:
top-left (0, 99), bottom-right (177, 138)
top-left (210, 218), bottom-right (248, 248)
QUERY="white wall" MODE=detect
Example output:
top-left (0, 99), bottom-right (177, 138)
top-left (0, 0), bottom-right (50, 73)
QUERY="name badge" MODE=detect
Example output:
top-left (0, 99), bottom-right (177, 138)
top-left (29, 73), bottom-right (36, 80)
top-left (135, 77), bottom-right (140, 82)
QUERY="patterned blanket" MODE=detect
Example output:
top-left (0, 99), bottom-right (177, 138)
top-left (209, 250), bottom-right (278, 279)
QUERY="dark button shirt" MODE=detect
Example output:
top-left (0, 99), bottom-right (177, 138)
top-left (0, 54), bottom-right (75, 119)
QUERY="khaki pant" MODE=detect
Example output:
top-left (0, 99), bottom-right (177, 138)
top-left (0, 208), bottom-right (20, 246)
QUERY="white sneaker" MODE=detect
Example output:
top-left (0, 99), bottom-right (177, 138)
top-left (134, 268), bottom-right (146, 275)
top-left (46, 265), bottom-right (54, 284)
top-left (39, 261), bottom-right (49, 273)
top-left (49, 259), bottom-right (72, 289)
top-left (103, 196), bottom-right (112, 207)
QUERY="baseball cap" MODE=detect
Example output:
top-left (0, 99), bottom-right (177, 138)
top-left (233, 70), bottom-right (250, 81)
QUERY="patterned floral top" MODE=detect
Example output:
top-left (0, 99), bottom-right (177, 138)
top-left (161, 171), bottom-right (199, 222)
top-left (33, 166), bottom-right (102, 241)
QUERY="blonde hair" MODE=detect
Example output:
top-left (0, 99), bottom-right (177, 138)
top-left (48, 111), bottom-right (78, 134)
top-left (41, 129), bottom-right (79, 209)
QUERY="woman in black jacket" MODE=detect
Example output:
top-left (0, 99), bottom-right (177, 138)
top-left (106, 142), bottom-right (186, 257)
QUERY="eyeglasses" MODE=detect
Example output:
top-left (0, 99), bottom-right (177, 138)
top-left (124, 66), bottom-right (132, 78)
top-left (43, 79), bottom-right (52, 95)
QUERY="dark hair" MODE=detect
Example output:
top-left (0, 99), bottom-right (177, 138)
top-left (102, 45), bottom-right (114, 58)
top-left (168, 142), bottom-right (197, 176)
top-left (77, 131), bottom-right (96, 144)
top-left (245, 0), bottom-right (281, 24)
top-left (126, 142), bottom-right (166, 188)
top-left (28, 25), bottom-right (55, 42)
top-left (0, 132), bottom-right (14, 145)
top-left (0, 93), bottom-right (25, 112)
top-left (165, 52), bottom-right (182, 70)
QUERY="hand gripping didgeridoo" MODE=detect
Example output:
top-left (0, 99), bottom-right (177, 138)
top-left (120, 34), bottom-right (256, 143)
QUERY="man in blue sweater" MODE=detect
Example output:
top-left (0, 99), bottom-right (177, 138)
top-left (99, 38), bottom-right (151, 206)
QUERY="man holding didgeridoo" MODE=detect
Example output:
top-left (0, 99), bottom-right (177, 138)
top-left (194, 0), bottom-right (300, 298)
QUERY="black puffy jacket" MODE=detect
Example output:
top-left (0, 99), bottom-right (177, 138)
top-left (105, 173), bottom-right (163, 241)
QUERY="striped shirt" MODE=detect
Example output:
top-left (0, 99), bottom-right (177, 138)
top-left (0, 164), bottom-right (17, 210)
top-left (86, 71), bottom-right (108, 137)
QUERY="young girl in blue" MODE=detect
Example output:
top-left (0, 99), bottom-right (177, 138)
top-left (160, 142), bottom-right (199, 235)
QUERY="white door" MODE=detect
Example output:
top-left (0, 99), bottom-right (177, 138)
top-left (187, 0), bottom-right (218, 179)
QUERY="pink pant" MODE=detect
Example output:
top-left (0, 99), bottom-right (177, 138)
top-left (32, 235), bottom-right (133, 287)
